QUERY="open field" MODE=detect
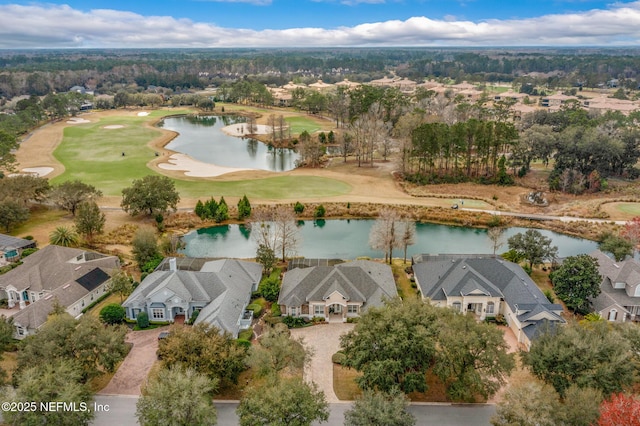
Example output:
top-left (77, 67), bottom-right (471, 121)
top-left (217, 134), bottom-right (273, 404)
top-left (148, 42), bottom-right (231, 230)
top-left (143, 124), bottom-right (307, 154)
top-left (43, 109), bottom-right (352, 199)
top-left (285, 115), bottom-right (322, 134)
top-left (603, 202), bottom-right (640, 219)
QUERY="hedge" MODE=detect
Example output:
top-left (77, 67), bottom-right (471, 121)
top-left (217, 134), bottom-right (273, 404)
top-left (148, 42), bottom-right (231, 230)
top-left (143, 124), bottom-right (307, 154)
top-left (332, 352), bottom-right (346, 365)
top-left (81, 291), bottom-right (112, 314)
top-left (246, 303), bottom-right (262, 317)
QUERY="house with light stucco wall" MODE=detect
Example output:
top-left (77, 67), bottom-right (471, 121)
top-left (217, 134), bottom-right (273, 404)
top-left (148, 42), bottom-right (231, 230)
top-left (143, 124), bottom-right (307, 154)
top-left (412, 254), bottom-right (565, 350)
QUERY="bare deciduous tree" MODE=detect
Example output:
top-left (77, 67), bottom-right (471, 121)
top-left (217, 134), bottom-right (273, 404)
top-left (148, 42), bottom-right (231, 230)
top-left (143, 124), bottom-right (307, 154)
top-left (399, 220), bottom-right (417, 264)
top-left (273, 206), bottom-right (300, 262)
top-left (369, 208), bottom-right (403, 264)
top-left (487, 226), bottom-right (505, 258)
top-left (249, 206), bottom-right (300, 262)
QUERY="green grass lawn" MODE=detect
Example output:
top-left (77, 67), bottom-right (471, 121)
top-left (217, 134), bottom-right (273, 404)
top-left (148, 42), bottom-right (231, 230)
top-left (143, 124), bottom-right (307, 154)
top-left (10, 205), bottom-right (68, 237)
top-left (174, 176), bottom-right (351, 200)
top-left (51, 111), bottom-right (352, 199)
top-left (285, 116), bottom-right (322, 134)
top-left (614, 203), bottom-right (640, 216)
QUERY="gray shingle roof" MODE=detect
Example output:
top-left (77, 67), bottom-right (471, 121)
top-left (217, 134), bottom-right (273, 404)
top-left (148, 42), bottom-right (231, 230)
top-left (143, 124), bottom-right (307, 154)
top-left (413, 255), bottom-right (564, 338)
top-left (0, 245), bottom-right (119, 293)
top-left (278, 260), bottom-right (397, 310)
top-left (0, 234), bottom-right (36, 252)
top-left (12, 280), bottom-right (96, 331)
top-left (123, 259), bottom-right (262, 336)
top-left (589, 250), bottom-right (640, 311)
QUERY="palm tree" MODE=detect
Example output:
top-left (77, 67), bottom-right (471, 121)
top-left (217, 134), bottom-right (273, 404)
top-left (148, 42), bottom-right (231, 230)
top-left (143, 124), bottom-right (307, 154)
top-left (49, 226), bottom-right (79, 247)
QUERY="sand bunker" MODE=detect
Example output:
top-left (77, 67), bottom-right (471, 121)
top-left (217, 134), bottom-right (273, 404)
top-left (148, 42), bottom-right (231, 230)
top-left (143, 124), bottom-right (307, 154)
top-left (137, 112), bottom-right (150, 117)
top-left (221, 123), bottom-right (272, 137)
top-left (103, 125), bottom-right (125, 129)
top-left (158, 153), bottom-right (251, 177)
top-left (66, 117), bottom-right (90, 124)
top-left (14, 167), bottom-right (54, 177)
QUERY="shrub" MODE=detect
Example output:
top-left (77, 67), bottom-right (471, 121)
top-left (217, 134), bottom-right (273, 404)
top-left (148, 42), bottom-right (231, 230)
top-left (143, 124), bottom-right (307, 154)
top-left (137, 311), bottom-right (150, 329)
top-left (188, 310), bottom-right (199, 325)
top-left (142, 254), bottom-right (164, 273)
top-left (237, 339), bottom-right (251, 349)
top-left (282, 316), bottom-right (306, 328)
top-left (522, 264), bottom-right (533, 276)
top-left (99, 303), bottom-right (126, 325)
top-left (271, 303), bottom-right (281, 317)
top-left (314, 204), bottom-right (326, 218)
top-left (332, 352), bottom-right (346, 365)
top-left (247, 303), bottom-right (263, 317)
top-left (238, 329), bottom-right (253, 341)
top-left (258, 276), bottom-right (280, 303)
top-left (21, 248), bottom-right (38, 258)
top-left (265, 316), bottom-right (283, 326)
top-left (543, 289), bottom-right (555, 303)
top-left (294, 201), bottom-right (305, 214)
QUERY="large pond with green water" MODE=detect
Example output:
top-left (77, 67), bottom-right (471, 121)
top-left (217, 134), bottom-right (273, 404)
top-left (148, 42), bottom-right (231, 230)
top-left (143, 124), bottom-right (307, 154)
top-left (159, 115), bottom-right (299, 171)
top-left (181, 219), bottom-right (598, 259)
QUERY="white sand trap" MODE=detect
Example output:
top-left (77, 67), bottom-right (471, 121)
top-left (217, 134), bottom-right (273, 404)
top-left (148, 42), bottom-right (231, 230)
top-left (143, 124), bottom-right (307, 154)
top-left (137, 112), bottom-right (150, 117)
top-left (103, 125), bottom-right (125, 129)
top-left (221, 123), bottom-right (272, 137)
top-left (66, 117), bottom-right (90, 124)
top-left (17, 167), bottom-right (54, 177)
top-left (158, 153), bottom-right (251, 177)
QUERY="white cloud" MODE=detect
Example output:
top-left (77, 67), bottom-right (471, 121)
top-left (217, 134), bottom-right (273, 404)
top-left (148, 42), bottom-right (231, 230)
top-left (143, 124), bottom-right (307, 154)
top-left (1, 2), bottom-right (640, 48)
top-left (195, 0), bottom-right (272, 5)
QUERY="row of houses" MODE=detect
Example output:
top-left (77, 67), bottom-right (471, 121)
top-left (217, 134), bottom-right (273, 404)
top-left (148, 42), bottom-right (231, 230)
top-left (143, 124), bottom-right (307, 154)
top-left (1, 239), bottom-right (637, 346)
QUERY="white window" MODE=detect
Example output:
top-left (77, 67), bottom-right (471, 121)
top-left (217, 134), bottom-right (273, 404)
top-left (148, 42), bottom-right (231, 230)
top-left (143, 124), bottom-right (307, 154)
top-left (452, 302), bottom-right (462, 312)
top-left (16, 326), bottom-right (24, 336)
top-left (152, 308), bottom-right (165, 320)
top-left (314, 305), bottom-right (324, 315)
top-left (486, 302), bottom-right (495, 314)
top-left (347, 305), bottom-right (358, 314)
top-left (290, 307), bottom-right (297, 316)
top-left (608, 309), bottom-right (617, 321)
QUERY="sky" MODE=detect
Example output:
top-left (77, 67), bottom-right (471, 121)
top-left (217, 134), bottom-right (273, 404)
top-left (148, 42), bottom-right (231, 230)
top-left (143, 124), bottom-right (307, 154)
top-left (1, 0), bottom-right (640, 48)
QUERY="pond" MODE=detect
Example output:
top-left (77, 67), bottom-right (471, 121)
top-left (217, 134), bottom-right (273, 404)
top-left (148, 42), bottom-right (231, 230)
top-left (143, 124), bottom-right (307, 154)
top-left (181, 219), bottom-right (599, 259)
top-left (159, 115), bottom-right (299, 172)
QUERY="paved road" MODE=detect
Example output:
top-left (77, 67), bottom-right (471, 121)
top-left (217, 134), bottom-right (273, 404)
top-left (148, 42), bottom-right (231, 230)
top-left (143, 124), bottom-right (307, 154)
top-left (92, 396), bottom-right (496, 426)
top-left (461, 207), bottom-right (627, 225)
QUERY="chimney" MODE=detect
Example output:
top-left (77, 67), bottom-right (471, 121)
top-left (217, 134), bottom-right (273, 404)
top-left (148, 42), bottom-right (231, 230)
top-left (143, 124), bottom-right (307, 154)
top-left (169, 258), bottom-right (177, 272)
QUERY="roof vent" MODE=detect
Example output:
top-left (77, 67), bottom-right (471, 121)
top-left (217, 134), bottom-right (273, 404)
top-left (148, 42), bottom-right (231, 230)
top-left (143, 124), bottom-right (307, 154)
top-left (74, 266), bottom-right (82, 271)
top-left (462, 266), bottom-right (466, 269)
top-left (63, 284), bottom-right (71, 289)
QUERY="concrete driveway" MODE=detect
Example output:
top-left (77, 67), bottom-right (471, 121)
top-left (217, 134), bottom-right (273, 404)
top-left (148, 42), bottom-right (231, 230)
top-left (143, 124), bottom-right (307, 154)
top-left (98, 326), bottom-right (168, 395)
top-left (290, 323), bottom-right (354, 403)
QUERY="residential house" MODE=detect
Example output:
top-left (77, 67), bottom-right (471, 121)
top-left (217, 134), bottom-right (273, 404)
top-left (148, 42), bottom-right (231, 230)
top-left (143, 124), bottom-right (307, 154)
top-left (412, 254), bottom-right (565, 350)
top-left (589, 250), bottom-right (640, 322)
top-left (334, 79), bottom-right (361, 91)
top-left (308, 80), bottom-right (334, 93)
top-left (0, 245), bottom-right (119, 338)
top-left (278, 260), bottom-right (397, 322)
top-left (122, 258), bottom-right (262, 337)
top-left (0, 233), bottom-right (36, 263)
top-left (540, 93), bottom-right (578, 108)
